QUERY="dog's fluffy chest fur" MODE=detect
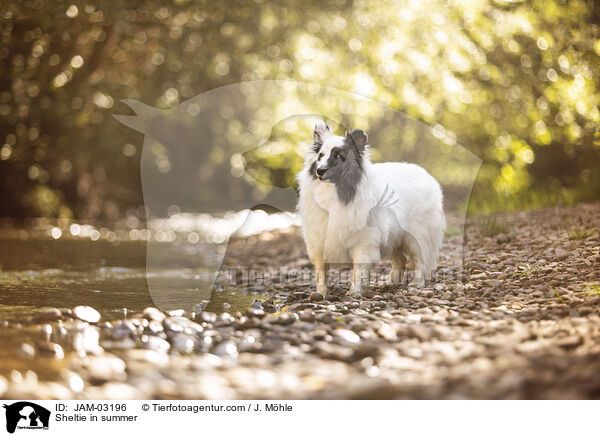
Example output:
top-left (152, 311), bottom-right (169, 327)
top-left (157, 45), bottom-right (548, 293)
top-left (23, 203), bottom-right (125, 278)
top-left (308, 177), bottom-right (375, 263)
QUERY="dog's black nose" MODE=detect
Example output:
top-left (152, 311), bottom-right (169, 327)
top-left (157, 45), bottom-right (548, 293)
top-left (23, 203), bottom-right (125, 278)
top-left (316, 167), bottom-right (326, 176)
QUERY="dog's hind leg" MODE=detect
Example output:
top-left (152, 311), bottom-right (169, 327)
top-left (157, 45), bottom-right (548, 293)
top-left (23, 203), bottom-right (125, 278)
top-left (404, 233), bottom-right (427, 288)
top-left (390, 247), bottom-right (406, 285)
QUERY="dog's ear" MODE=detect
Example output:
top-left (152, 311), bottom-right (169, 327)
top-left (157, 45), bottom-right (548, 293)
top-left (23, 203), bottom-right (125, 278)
top-left (347, 129), bottom-right (368, 150)
top-left (313, 120), bottom-right (330, 146)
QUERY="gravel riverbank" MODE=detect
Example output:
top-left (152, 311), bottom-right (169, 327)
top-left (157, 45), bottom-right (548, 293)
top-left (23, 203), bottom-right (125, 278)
top-left (2, 202), bottom-right (600, 399)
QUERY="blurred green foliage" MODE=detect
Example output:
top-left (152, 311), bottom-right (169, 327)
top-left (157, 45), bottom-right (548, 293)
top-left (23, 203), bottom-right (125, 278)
top-left (0, 0), bottom-right (599, 219)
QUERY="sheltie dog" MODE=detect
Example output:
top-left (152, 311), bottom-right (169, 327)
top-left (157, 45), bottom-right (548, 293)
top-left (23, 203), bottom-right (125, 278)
top-left (297, 120), bottom-right (446, 297)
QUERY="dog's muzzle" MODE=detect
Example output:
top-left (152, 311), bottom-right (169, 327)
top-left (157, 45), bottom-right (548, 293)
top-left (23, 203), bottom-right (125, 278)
top-left (316, 166), bottom-right (327, 179)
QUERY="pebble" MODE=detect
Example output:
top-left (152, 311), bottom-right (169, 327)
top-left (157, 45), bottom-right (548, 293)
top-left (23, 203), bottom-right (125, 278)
top-left (212, 341), bottom-right (239, 358)
top-left (141, 335), bottom-right (170, 353)
top-left (71, 325), bottom-right (103, 355)
top-left (245, 307), bottom-right (265, 318)
top-left (18, 343), bottom-right (36, 359)
top-left (197, 312), bottom-right (217, 324)
top-left (142, 307), bottom-right (166, 322)
top-left (82, 354), bottom-right (127, 382)
top-left (73, 306), bottom-right (101, 323)
top-left (36, 341), bottom-right (64, 359)
top-left (299, 309), bottom-right (315, 322)
top-left (169, 332), bottom-right (195, 353)
top-left (111, 320), bottom-right (137, 340)
top-left (310, 292), bottom-right (324, 302)
top-left (33, 308), bottom-right (62, 324)
top-left (333, 329), bottom-right (361, 344)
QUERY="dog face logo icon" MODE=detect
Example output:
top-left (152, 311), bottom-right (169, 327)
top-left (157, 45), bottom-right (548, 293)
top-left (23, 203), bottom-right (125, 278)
top-left (3, 402), bottom-right (50, 433)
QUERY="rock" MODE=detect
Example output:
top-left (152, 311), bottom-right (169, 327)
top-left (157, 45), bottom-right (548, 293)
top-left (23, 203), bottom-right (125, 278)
top-left (299, 309), bottom-right (315, 322)
top-left (73, 305), bottom-right (101, 323)
top-left (216, 312), bottom-right (236, 326)
top-left (197, 312), bottom-right (217, 324)
top-left (312, 342), bottom-right (355, 362)
top-left (141, 334), bottom-right (170, 353)
top-left (82, 354), bottom-right (127, 383)
top-left (36, 341), bottom-right (64, 359)
top-left (377, 323), bottom-right (397, 340)
top-left (71, 325), bottom-right (103, 356)
top-left (245, 307), bottom-right (265, 318)
top-left (193, 301), bottom-right (209, 313)
top-left (333, 329), bottom-right (360, 344)
top-left (352, 343), bottom-right (381, 358)
top-left (272, 313), bottom-right (298, 326)
top-left (142, 307), bottom-right (165, 322)
top-left (484, 279), bottom-right (502, 289)
top-left (555, 335), bottom-right (582, 350)
top-left (18, 343), bottom-right (36, 359)
top-left (212, 341), bottom-right (239, 358)
top-left (310, 291), bottom-right (324, 302)
top-left (470, 272), bottom-right (487, 280)
top-left (168, 317), bottom-right (203, 334)
top-left (110, 320), bottom-right (137, 340)
top-left (496, 234), bottom-right (510, 244)
top-left (39, 324), bottom-right (52, 341)
top-left (56, 369), bottom-right (83, 393)
top-left (101, 337), bottom-right (136, 350)
top-left (145, 320), bottom-right (165, 335)
top-left (405, 325), bottom-right (431, 341)
top-left (169, 332), bottom-right (195, 353)
top-left (261, 300), bottom-right (278, 313)
top-left (33, 308), bottom-right (62, 323)
top-left (554, 248), bottom-right (569, 260)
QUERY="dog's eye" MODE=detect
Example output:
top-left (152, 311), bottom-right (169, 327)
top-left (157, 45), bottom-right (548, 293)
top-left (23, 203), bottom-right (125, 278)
top-left (318, 153), bottom-right (324, 159)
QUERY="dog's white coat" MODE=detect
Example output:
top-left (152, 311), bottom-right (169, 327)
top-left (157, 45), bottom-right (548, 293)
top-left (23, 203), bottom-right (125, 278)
top-left (297, 122), bottom-right (446, 296)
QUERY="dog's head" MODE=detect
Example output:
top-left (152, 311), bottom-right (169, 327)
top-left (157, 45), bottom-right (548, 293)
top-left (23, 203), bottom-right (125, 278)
top-left (308, 121), bottom-right (368, 203)
top-left (310, 121), bottom-right (368, 183)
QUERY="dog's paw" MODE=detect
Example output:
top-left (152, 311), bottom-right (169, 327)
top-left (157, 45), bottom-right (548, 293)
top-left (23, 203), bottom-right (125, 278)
top-left (316, 283), bottom-right (328, 297)
top-left (389, 270), bottom-right (403, 286)
top-left (346, 283), bottom-right (363, 298)
top-left (408, 277), bottom-right (425, 288)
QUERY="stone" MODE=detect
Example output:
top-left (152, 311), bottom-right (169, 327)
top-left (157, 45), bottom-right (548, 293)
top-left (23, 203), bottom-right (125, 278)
top-left (555, 248), bottom-right (569, 260)
top-left (212, 341), bottom-right (239, 358)
top-left (333, 329), bottom-right (361, 344)
top-left (82, 354), bottom-right (127, 383)
top-left (141, 335), bottom-right (170, 353)
top-left (142, 307), bottom-right (165, 322)
top-left (18, 343), bottom-right (36, 359)
top-left (73, 305), bottom-right (101, 323)
top-left (36, 341), bottom-right (64, 359)
top-left (169, 332), bottom-right (195, 354)
top-left (32, 308), bottom-right (62, 324)
top-left (310, 292), bottom-right (324, 302)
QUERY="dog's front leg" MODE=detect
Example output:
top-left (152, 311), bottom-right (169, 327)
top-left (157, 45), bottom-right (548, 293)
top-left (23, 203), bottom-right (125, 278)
top-left (348, 247), bottom-right (373, 297)
top-left (313, 257), bottom-right (328, 297)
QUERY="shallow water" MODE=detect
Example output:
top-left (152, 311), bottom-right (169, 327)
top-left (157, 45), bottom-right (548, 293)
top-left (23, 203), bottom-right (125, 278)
top-left (0, 233), bottom-right (272, 380)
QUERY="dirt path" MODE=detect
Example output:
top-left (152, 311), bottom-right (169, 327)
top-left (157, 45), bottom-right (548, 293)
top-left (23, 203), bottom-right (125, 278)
top-left (2, 203), bottom-right (600, 399)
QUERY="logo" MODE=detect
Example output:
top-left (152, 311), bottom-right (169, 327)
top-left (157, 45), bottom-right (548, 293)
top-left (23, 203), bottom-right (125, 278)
top-left (2, 402), bottom-right (50, 434)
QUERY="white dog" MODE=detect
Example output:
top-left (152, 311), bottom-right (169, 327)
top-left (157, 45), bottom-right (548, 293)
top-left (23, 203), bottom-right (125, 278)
top-left (297, 121), bottom-right (446, 297)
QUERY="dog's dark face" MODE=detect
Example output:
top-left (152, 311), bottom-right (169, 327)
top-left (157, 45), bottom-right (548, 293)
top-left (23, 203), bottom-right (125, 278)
top-left (310, 121), bottom-right (368, 203)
